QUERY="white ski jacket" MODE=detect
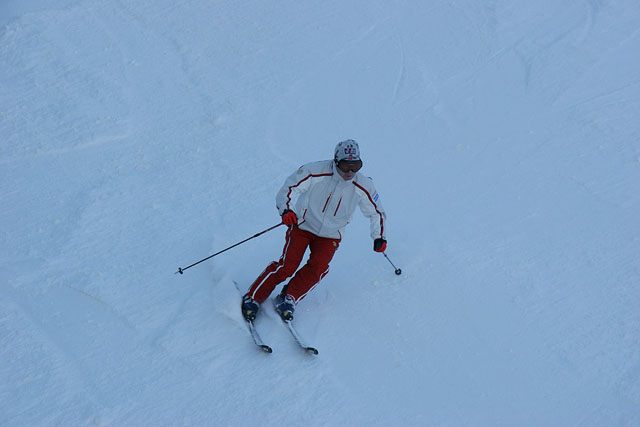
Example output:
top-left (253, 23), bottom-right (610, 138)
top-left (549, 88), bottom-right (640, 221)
top-left (276, 160), bottom-right (386, 240)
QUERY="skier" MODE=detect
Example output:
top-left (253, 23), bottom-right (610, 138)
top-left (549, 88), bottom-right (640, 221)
top-left (242, 139), bottom-right (387, 322)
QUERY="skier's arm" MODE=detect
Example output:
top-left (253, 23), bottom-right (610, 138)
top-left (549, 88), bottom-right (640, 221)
top-left (276, 165), bottom-right (313, 215)
top-left (354, 178), bottom-right (387, 240)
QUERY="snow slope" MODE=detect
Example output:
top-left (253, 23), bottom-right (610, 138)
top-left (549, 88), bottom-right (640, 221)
top-left (2, 0), bottom-right (639, 425)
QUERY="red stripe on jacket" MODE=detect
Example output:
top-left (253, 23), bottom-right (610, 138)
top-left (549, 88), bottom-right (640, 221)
top-left (333, 196), bottom-right (343, 216)
top-left (285, 173), bottom-right (333, 210)
top-left (352, 181), bottom-right (384, 237)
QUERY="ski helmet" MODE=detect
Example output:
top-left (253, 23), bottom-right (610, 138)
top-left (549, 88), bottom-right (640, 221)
top-left (334, 139), bottom-right (361, 162)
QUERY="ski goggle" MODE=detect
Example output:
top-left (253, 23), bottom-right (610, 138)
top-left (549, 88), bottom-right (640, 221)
top-left (336, 159), bottom-right (363, 173)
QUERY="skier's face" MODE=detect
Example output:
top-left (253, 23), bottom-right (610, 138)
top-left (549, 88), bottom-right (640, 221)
top-left (336, 159), bottom-right (362, 180)
top-left (337, 167), bottom-right (355, 180)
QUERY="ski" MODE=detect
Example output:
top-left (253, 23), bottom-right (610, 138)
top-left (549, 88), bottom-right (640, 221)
top-left (247, 319), bottom-right (273, 353)
top-left (281, 317), bottom-right (319, 355)
top-left (233, 280), bottom-right (315, 354)
top-left (233, 281), bottom-right (272, 353)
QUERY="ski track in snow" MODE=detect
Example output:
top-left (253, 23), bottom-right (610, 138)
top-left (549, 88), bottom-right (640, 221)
top-left (1, 0), bottom-right (640, 426)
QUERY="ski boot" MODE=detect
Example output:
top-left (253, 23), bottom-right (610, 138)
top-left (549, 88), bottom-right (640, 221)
top-left (241, 294), bottom-right (260, 321)
top-left (274, 294), bottom-right (295, 321)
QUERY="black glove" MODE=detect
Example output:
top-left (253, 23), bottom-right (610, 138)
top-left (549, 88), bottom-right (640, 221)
top-left (282, 209), bottom-right (298, 226)
top-left (373, 238), bottom-right (387, 253)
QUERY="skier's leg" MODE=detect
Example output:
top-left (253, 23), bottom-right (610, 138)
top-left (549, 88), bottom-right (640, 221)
top-left (283, 233), bottom-right (340, 303)
top-left (247, 226), bottom-right (309, 303)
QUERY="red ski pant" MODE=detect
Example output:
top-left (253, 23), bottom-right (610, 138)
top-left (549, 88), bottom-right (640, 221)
top-left (247, 225), bottom-right (340, 304)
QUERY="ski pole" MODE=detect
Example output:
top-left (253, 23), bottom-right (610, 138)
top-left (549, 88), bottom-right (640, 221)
top-left (176, 222), bottom-right (285, 275)
top-left (383, 252), bottom-right (402, 275)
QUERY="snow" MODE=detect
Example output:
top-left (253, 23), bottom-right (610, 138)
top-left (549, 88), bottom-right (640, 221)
top-left (1, 0), bottom-right (639, 425)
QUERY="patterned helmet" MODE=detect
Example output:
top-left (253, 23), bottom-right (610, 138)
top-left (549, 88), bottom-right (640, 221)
top-left (334, 139), bottom-right (361, 162)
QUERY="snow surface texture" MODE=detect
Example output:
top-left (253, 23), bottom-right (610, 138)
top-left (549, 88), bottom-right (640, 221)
top-left (1, 0), bottom-right (639, 425)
